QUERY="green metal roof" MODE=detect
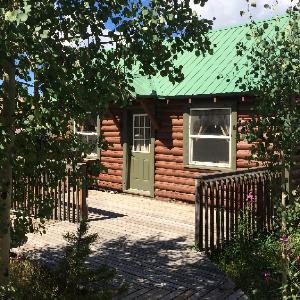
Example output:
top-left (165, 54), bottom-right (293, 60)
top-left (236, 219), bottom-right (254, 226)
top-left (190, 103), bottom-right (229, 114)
top-left (132, 15), bottom-right (288, 98)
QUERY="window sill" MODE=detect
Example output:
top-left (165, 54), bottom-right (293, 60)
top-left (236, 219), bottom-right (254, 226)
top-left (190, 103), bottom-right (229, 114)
top-left (184, 163), bottom-right (235, 172)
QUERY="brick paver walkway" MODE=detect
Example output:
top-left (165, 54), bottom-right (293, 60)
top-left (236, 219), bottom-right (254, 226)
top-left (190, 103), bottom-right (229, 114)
top-left (15, 191), bottom-right (247, 299)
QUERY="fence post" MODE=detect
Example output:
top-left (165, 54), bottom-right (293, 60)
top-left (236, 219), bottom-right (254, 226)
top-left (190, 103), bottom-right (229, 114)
top-left (78, 163), bottom-right (88, 221)
top-left (195, 179), bottom-right (202, 249)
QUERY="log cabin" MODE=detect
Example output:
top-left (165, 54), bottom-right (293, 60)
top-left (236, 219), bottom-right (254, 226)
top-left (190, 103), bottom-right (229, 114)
top-left (76, 16), bottom-right (300, 203)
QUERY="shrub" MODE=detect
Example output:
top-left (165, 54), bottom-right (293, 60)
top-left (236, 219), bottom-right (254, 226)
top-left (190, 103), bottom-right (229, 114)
top-left (0, 220), bottom-right (124, 299)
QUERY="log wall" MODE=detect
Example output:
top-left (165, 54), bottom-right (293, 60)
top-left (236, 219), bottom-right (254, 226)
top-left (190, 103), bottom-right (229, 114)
top-left (154, 100), bottom-right (214, 202)
top-left (98, 107), bottom-right (123, 191)
top-left (236, 97), bottom-right (260, 169)
top-left (98, 97), bottom-right (263, 202)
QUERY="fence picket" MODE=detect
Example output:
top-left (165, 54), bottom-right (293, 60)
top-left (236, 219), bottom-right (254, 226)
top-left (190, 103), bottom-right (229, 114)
top-left (195, 168), bottom-right (281, 252)
top-left (11, 164), bottom-right (88, 223)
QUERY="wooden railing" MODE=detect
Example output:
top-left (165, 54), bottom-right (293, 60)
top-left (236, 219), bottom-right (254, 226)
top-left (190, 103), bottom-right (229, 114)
top-left (195, 168), bottom-right (281, 252)
top-left (11, 163), bottom-right (88, 223)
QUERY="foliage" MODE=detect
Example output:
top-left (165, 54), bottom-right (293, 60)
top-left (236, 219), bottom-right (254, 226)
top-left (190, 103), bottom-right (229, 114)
top-left (0, 0), bottom-right (213, 251)
top-left (211, 200), bottom-right (300, 299)
top-left (57, 220), bottom-right (117, 298)
top-left (211, 232), bottom-right (282, 300)
top-left (235, 3), bottom-right (300, 174)
top-left (0, 220), bottom-right (121, 299)
top-left (230, 2), bottom-right (300, 297)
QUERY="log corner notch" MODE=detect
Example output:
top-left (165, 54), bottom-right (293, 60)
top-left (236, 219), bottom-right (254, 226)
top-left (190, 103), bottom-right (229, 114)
top-left (139, 99), bottom-right (160, 130)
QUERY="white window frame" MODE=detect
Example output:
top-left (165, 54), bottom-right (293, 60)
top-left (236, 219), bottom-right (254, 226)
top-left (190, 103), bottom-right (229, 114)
top-left (189, 107), bottom-right (232, 168)
top-left (73, 115), bottom-right (98, 158)
top-left (132, 113), bottom-right (151, 153)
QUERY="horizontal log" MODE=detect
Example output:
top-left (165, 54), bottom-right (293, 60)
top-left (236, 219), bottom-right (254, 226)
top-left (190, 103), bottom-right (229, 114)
top-left (238, 111), bottom-right (256, 118)
top-left (237, 159), bottom-right (259, 168)
top-left (237, 150), bottom-right (251, 159)
top-left (155, 182), bottom-right (195, 194)
top-left (101, 150), bottom-right (123, 158)
top-left (155, 190), bottom-right (195, 202)
top-left (99, 174), bottom-right (122, 184)
top-left (155, 154), bottom-right (183, 163)
top-left (102, 119), bottom-right (116, 126)
top-left (100, 157), bottom-right (123, 164)
top-left (99, 168), bottom-right (122, 177)
top-left (237, 142), bottom-right (254, 151)
top-left (155, 161), bottom-right (211, 172)
top-left (98, 181), bottom-right (122, 191)
top-left (155, 174), bottom-right (195, 186)
top-left (107, 169), bottom-right (122, 176)
top-left (103, 137), bottom-right (121, 144)
top-left (155, 139), bottom-right (183, 148)
top-left (101, 162), bottom-right (123, 170)
top-left (102, 131), bottom-right (120, 138)
top-left (108, 144), bottom-right (123, 151)
top-left (155, 168), bottom-right (205, 178)
top-left (155, 146), bottom-right (183, 156)
top-left (238, 119), bottom-right (252, 126)
top-left (101, 125), bottom-right (120, 132)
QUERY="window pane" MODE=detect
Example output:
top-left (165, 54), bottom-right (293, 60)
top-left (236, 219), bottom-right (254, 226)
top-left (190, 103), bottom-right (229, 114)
top-left (78, 134), bottom-right (97, 155)
top-left (139, 128), bottom-right (145, 139)
top-left (134, 116), bottom-right (139, 127)
top-left (144, 139), bottom-right (151, 152)
top-left (139, 115), bottom-right (144, 127)
top-left (145, 128), bottom-right (151, 140)
top-left (190, 109), bottom-right (230, 136)
top-left (191, 138), bottom-right (230, 164)
top-left (134, 140), bottom-right (142, 152)
top-left (76, 114), bottom-right (97, 133)
top-left (132, 115), bottom-right (151, 153)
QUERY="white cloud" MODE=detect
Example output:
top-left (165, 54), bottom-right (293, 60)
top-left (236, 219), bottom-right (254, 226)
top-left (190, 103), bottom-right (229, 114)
top-left (191, 0), bottom-right (298, 28)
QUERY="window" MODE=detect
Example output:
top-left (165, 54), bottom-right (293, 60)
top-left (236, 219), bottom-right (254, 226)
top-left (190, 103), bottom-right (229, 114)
top-left (74, 113), bottom-right (98, 157)
top-left (132, 114), bottom-right (151, 153)
top-left (189, 108), bottom-right (231, 167)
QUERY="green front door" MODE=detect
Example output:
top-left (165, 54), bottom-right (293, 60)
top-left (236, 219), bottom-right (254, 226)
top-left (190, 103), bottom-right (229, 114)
top-left (129, 114), bottom-right (153, 194)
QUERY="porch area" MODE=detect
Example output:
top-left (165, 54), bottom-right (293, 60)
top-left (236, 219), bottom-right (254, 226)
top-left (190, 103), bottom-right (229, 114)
top-left (14, 190), bottom-right (247, 299)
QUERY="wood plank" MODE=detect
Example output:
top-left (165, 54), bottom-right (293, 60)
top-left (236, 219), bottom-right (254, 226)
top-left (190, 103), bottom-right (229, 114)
top-left (121, 288), bottom-right (152, 300)
top-left (138, 288), bottom-right (170, 300)
top-left (173, 289), bottom-right (195, 299)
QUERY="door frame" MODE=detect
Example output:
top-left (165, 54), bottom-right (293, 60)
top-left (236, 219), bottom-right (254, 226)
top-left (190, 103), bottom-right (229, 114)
top-left (122, 107), bottom-right (155, 197)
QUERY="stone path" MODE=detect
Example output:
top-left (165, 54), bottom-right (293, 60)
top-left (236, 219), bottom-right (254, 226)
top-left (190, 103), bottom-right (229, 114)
top-left (15, 191), bottom-right (248, 299)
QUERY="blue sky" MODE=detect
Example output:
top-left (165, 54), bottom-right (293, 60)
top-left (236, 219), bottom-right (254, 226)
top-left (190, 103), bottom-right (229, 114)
top-left (193, 0), bottom-right (296, 28)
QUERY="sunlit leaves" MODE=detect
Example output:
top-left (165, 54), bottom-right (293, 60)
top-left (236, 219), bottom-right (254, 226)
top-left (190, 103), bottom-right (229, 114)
top-left (236, 9), bottom-right (300, 173)
top-left (0, 0), bottom-right (213, 247)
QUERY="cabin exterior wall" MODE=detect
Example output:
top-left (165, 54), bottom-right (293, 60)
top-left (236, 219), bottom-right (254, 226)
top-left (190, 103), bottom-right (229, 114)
top-left (97, 97), bottom-right (262, 202)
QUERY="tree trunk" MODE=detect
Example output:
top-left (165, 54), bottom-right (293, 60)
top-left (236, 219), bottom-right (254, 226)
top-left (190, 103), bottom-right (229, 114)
top-left (281, 166), bottom-right (290, 296)
top-left (0, 58), bottom-right (16, 285)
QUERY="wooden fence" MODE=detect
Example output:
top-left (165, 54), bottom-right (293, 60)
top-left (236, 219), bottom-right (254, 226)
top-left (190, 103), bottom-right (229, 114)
top-left (11, 163), bottom-right (88, 223)
top-left (195, 168), bottom-right (281, 252)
